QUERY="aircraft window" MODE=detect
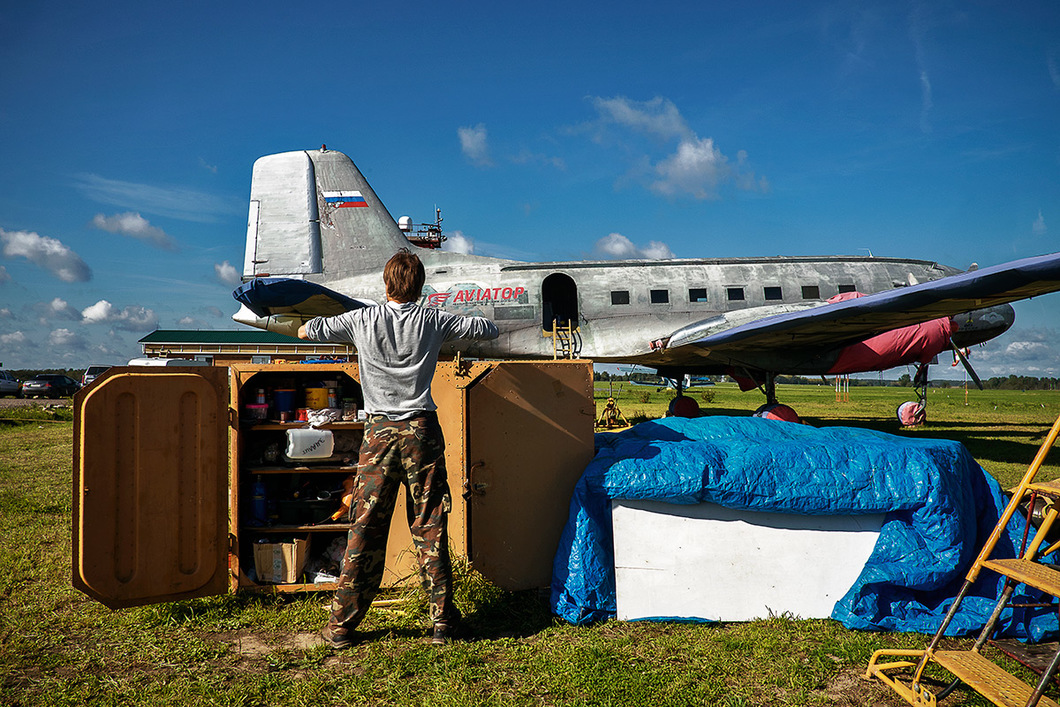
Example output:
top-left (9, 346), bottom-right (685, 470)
top-left (688, 288), bottom-right (708, 303)
top-left (650, 289), bottom-right (669, 304)
top-left (764, 286), bottom-right (783, 301)
top-left (611, 290), bottom-right (630, 305)
top-left (801, 285), bottom-right (820, 300)
top-left (727, 287), bottom-right (745, 301)
top-left (837, 284), bottom-right (856, 293)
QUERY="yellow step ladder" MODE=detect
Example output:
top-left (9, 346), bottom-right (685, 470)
top-left (867, 413), bottom-right (1060, 707)
top-left (547, 321), bottom-right (578, 359)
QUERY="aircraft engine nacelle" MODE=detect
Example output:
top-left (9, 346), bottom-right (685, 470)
top-left (949, 304), bottom-right (1015, 348)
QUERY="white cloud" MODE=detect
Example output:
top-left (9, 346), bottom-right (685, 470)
top-left (973, 328), bottom-right (1060, 378)
top-left (1004, 339), bottom-right (1051, 362)
top-left (458, 123), bottom-right (493, 167)
top-left (918, 70), bottom-right (933, 133)
top-left (0, 228), bottom-right (91, 282)
top-left (0, 330), bottom-right (27, 346)
top-left (49, 328), bottom-right (87, 348)
top-left (73, 173), bottom-right (240, 223)
top-left (0, 265), bottom-right (9, 283)
top-left (650, 138), bottom-right (729, 200)
top-left (510, 149), bottom-right (566, 170)
top-left (1033, 210), bottom-right (1047, 236)
top-left (177, 316), bottom-right (210, 328)
top-left (0, 308), bottom-right (11, 319)
top-left (91, 212), bottom-right (177, 251)
top-left (590, 96), bottom-right (692, 141)
top-left (594, 233), bottom-right (674, 260)
top-left (81, 300), bottom-right (158, 331)
top-left (587, 95), bottom-right (767, 201)
top-left (39, 297), bottom-right (81, 322)
top-left (441, 230), bottom-right (475, 255)
top-left (198, 156), bottom-right (218, 174)
top-left (214, 260), bottom-right (240, 286)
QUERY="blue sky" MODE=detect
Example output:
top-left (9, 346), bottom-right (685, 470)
top-left (1, 0), bottom-right (1058, 378)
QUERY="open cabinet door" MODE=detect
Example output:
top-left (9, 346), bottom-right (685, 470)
top-left (73, 368), bottom-right (230, 609)
top-left (466, 361), bottom-right (595, 590)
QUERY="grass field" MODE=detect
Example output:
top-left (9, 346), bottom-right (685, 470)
top-left (2, 387), bottom-right (1060, 706)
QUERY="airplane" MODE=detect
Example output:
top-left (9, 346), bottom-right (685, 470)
top-left (232, 146), bottom-right (1060, 416)
top-left (618, 366), bottom-right (715, 391)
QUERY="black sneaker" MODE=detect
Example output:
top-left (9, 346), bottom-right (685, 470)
top-left (320, 624), bottom-right (357, 649)
top-left (431, 620), bottom-right (459, 646)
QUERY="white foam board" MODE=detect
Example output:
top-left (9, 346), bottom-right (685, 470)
top-left (612, 499), bottom-right (884, 622)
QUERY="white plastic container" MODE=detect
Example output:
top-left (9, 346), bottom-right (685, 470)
top-left (285, 428), bottom-right (334, 460)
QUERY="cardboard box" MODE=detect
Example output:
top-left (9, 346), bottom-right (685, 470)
top-left (253, 538), bottom-right (308, 584)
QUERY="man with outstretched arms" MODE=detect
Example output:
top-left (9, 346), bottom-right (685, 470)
top-left (298, 249), bottom-right (498, 647)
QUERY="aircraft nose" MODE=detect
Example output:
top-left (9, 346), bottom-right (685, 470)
top-left (949, 303), bottom-right (1015, 347)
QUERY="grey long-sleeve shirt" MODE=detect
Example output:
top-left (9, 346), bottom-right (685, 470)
top-left (304, 301), bottom-right (499, 419)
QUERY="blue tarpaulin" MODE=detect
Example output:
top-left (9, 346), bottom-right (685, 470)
top-left (550, 416), bottom-right (1057, 640)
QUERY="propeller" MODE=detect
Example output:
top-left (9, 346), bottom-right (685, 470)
top-left (950, 339), bottom-right (984, 390)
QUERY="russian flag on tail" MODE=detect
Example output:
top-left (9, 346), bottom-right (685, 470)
top-left (322, 190), bottom-right (368, 208)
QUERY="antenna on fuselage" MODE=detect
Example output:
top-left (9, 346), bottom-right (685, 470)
top-left (398, 207), bottom-right (447, 249)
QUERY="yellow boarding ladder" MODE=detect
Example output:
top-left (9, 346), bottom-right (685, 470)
top-left (549, 321), bottom-right (577, 360)
top-left (867, 412), bottom-right (1060, 707)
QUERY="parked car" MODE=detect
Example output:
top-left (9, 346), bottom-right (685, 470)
top-left (20, 374), bottom-right (80, 398)
top-left (0, 370), bottom-right (20, 397)
top-left (81, 365), bottom-right (112, 387)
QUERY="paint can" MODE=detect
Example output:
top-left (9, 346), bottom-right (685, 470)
top-left (304, 387), bottom-right (328, 409)
top-left (274, 388), bottom-right (296, 413)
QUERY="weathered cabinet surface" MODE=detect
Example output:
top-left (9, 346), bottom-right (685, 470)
top-left (73, 360), bottom-right (594, 609)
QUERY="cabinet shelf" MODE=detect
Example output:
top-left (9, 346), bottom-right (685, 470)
top-left (243, 421), bottom-right (364, 431)
top-left (248, 581), bottom-right (340, 593)
top-left (243, 523), bottom-right (348, 532)
top-left (243, 464), bottom-right (357, 474)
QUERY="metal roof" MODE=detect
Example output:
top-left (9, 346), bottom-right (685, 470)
top-left (139, 330), bottom-right (305, 345)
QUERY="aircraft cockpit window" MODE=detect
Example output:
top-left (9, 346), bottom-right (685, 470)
top-left (837, 284), bottom-right (857, 293)
top-left (727, 287), bottom-right (745, 301)
top-left (650, 289), bottom-right (669, 304)
top-left (764, 286), bottom-right (783, 301)
top-left (611, 290), bottom-right (630, 305)
top-left (801, 285), bottom-right (821, 300)
top-left (689, 288), bottom-right (708, 302)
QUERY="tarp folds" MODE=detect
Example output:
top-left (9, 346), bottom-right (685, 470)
top-left (551, 416), bottom-right (1057, 640)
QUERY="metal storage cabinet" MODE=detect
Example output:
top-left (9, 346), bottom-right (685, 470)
top-left (73, 360), bottom-right (594, 609)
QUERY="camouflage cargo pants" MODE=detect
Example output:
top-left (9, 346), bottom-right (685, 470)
top-left (327, 411), bottom-right (458, 635)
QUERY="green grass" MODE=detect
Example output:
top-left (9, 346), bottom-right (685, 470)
top-left (2, 387), bottom-right (1060, 705)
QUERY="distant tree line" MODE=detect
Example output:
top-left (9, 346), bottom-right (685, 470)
top-left (1, 368), bottom-right (84, 382)
top-left (595, 370), bottom-right (1060, 390)
top-left (979, 375), bottom-right (1060, 390)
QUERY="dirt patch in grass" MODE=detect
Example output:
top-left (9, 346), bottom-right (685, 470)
top-left (220, 629), bottom-right (326, 657)
top-left (824, 668), bottom-right (897, 706)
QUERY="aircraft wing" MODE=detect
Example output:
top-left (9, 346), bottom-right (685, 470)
top-left (233, 277), bottom-right (373, 319)
top-left (664, 251), bottom-right (1060, 365)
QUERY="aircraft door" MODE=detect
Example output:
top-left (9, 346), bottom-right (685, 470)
top-left (542, 273), bottom-right (579, 330)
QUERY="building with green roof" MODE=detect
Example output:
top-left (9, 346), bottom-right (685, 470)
top-left (137, 330), bottom-right (353, 366)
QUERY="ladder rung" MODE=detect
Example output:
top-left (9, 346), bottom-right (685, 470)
top-left (1030, 480), bottom-right (1060, 497)
top-left (983, 558), bottom-right (1060, 595)
top-left (933, 650), bottom-right (1059, 707)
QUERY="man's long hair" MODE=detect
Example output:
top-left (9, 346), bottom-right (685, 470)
top-left (384, 249), bottom-right (425, 303)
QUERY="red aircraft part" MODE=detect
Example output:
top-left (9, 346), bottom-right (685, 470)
top-left (825, 292), bottom-right (956, 375)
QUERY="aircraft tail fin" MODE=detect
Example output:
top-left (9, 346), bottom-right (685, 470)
top-left (242, 147), bottom-right (411, 280)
